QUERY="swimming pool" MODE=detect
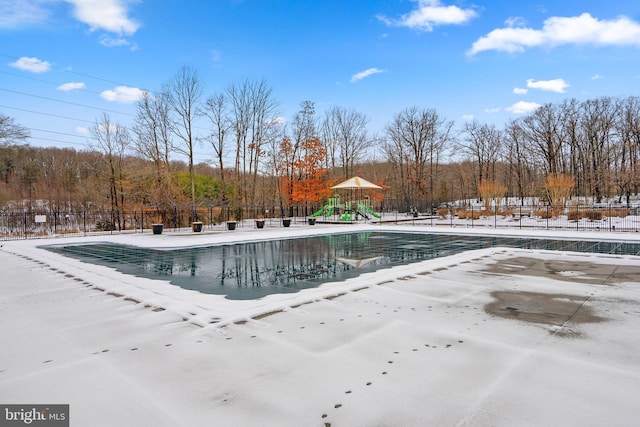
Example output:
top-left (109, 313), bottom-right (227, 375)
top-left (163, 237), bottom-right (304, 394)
top-left (44, 232), bottom-right (640, 300)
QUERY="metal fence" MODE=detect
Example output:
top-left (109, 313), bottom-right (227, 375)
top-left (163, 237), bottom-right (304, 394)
top-left (1, 204), bottom-right (639, 241)
top-left (383, 204), bottom-right (640, 232)
top-left (0, 204), bottom-right (325, 241)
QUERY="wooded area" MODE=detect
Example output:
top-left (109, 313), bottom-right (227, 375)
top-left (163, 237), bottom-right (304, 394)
top-left (2, 67), bottom-right (639, 225)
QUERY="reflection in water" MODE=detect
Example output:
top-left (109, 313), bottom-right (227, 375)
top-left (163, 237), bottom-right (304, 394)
top-left (44, 232), bottom-right (640, 300)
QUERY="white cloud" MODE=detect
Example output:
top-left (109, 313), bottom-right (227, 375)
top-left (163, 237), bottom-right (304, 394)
top-left (484, 107), bottom-right (501, 113)
top-left (99, 35), bottom-right (137, 50)
top-left (57, 82), bottom-right (86, 91)
top-left (351, 67), bottom-right (385, 83)
top-left (270, 116), bottom-right (286, 126)
top-left (65, 0), bottom-right (140, 35)
top-left (100, 85), bottom-right (144, 103)
top-left (592, 74), bottom-right (604, 80)
top-left (504, 16), bottom-right (527, 28)
top-left (513, 87), bottom-right (528, 95)
top-left (9, 56), bottom-right (51, 73)
top-left (210, 49), bottom-right (223, 65)
top-left (526, 78), bottom-right (569, 93)
top-left (468, 13), bottom-right (640, 55)
top-left (75, 126), bottom-right (89, 135)
top-left (507, 101), bottom-right (541, 114)
top-left (377, 0), bottom-right (478, 32)
top-left (0, 0), bottom-right (51, 29)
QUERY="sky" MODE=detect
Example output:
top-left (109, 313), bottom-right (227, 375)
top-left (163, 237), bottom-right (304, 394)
top-left (1, 0), bottom-right (640, 162)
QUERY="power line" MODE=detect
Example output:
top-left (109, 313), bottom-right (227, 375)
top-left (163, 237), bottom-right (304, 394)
top-left (0, 52), bottom-right (153, 91)
top-left (0, 104), bottom-right (95, 124)
top-left (27, 136), bottom-right (88, 147)
top-left (0, 69), bottom-right (106, 98)
top-left (1, 53), bottom-right (215, 158)
top-left (29, 127), bottom-right (96, 140)
top-left (0, 87), bottom-right (136, 118)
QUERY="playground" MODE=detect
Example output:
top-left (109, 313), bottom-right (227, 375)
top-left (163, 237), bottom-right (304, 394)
top-left (309, 176), bottom-right (383, 222)
top-left (309, 194), bottom-right (381, 222)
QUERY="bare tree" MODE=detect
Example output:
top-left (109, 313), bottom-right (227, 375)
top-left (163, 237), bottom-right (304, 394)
top-left (503, 119), bottom-right (534, 204)
top-left (322, 106), bottom-right (369, 178)
top-left (165, 66), bottom-right (205, 214)
top-left (248, 80), bottom-right (279, 204)
top-left (133, 91), bottom-right (174, 202)
top-left (90, 113), bottom-right (131, 230)
top-left (283, 101), bottom-right (317, 200)
top-left (559, 99), bottom-right (583, 195)
top-left (459, 120), bottom-right (502, 198)
top-left (261, 120), bottom-right (288, 208)
top-left (615, 96), bottom-right (640, 205)
top-left (0, 113), bottom-right (29, 145)
top-left (579, 97), bottom-right (619, 203)
top-left (201, 92), bottom-right (232, 201)
top-left (226, 78), bottom-right (279, 206)
top-left (520, 103), bottom-right (565, 175)
top-left (384, 107), bottom-right (454, 210)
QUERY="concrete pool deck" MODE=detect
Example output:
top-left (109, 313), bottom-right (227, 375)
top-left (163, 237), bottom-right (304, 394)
top-left (1, 224), bottom-right (640, 426)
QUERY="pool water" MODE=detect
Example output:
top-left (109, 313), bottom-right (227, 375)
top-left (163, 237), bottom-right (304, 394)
top-left (44, 232), bottom-right (640, 300)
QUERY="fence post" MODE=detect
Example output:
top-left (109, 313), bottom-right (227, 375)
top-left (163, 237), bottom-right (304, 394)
top-left (471, 206), bottom-right (474, 228)
top-left (519, 205), bottom-right (522, 229)
top-left (546, 205), bottom-right (549, 230)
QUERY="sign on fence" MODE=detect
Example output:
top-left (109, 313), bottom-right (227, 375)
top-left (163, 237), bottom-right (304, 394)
top-left (35, 215), bottom-right (47, 223)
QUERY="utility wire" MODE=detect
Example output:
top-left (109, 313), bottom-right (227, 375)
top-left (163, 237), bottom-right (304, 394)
top-left (0, 104), bottom-right (95, 124)
top-left (29, 127), bottom-right (97, 140)
top-left (27, 136), bottom-right (88, 146)
top-left (0, 52), bottom-right (152, 91)
top-left (0, 69), bottom-right (108, 98)
top-left (1, 53), bottom-right (215, 158)
top-left (0, 87), bottom-right (136, 117)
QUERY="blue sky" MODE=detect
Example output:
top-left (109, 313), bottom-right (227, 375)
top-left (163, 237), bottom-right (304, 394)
top-left (2, 0), bottom-right (640, 158)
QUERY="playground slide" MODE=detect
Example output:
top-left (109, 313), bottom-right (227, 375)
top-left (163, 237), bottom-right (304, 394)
top-left (310, 205), bottom-right (333, 218)
top-left (310, 202), bottom-right (381, 220)
top-left (358, 203), bottom-right (381, 219)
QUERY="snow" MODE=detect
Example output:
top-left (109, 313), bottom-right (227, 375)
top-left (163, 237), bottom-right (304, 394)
top-left (1, 223), bottom-right (639, 426)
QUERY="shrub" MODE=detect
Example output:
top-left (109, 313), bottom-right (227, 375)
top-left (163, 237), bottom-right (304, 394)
top-left (585, 209), bottom-right (603, 221)
top-left (567, 208), bottom-right (603, 221)
top-left (534, 208), bottom-right (556, 219)
top-left (498, 207), bottom-right (514, 217)
top-left (436, 208), bottom-right (449, 218)
top-left (610, 208), bottom-right (629, 218)
top-left (95, 220), bottom-right (116, 231)
top-left (567, 209), bottom-right (580, 221)
top-left (464, 209), bottom-right (481, 220)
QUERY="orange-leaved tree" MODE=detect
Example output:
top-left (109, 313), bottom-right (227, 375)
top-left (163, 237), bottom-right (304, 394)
top-left (544, 173), bottom-right (574, 208)
top-left (289, 137), bottom-right (331, 205)
top-left (478, 179), bottom-right (506, 209)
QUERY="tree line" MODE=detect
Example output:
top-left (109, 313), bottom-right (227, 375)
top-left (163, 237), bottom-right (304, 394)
top-left (1, 66), bottom-right (639, 219)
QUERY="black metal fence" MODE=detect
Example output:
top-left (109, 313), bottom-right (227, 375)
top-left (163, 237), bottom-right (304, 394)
top-left (386, 204), bottom-right (640, 232)
top-left (0, 204), bottom-right (326, 241)
top-left (1, 204), bottom-right (639, 241)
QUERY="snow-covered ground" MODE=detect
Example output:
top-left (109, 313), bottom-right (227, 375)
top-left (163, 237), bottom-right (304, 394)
top-left (1, 223), bottom-right (639, 426)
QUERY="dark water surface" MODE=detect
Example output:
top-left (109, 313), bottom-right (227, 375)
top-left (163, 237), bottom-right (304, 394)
top-left (44, 232), bottom-right (640, 300)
